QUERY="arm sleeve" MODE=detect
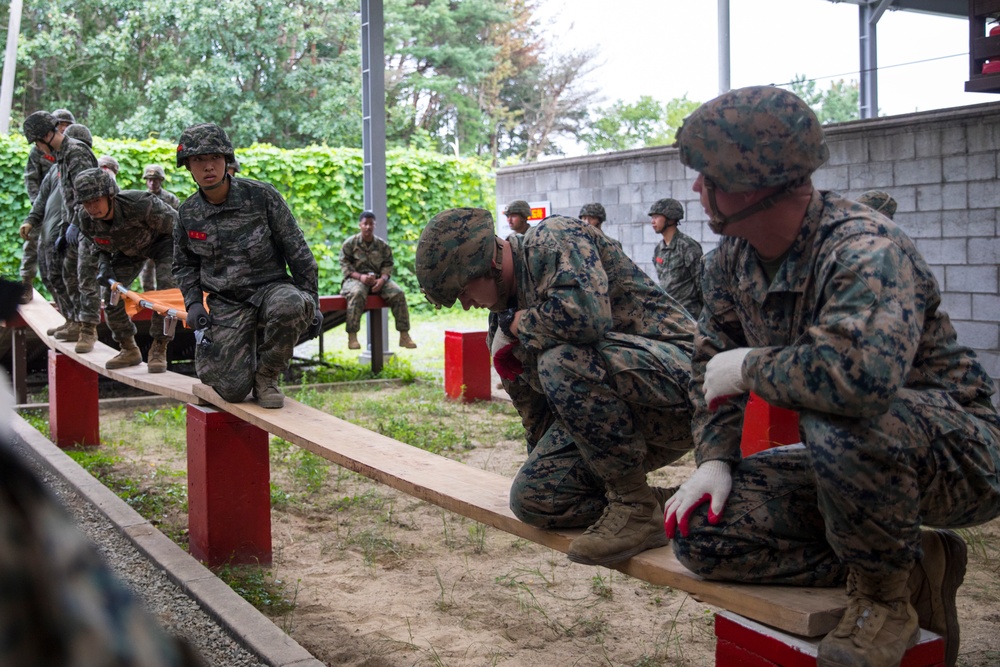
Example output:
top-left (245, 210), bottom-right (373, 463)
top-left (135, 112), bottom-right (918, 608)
top-left (172, 214), bottom-right (203, 308)
top-left (744, 238), bottom-right (922, 418)
top-left (378, 242), bottom-right (394, 278)
top-left (147, 196), bottom-right (179, 236)
top-left (267, 188), bottom-right (318, 299)
top-left (24, 173), bottom-right (54, 228)
top-left (339, 238), bottom-right (356, 278)
top-left (515, 241), bottom-right (613, 351)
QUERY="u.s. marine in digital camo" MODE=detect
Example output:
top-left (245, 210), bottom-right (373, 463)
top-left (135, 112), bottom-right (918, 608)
top-left (665, 84), bottom-right (1000, 667)
top-left (416, 207), bottom-right (695, 568)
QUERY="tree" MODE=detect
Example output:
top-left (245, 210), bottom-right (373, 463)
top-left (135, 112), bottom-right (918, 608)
top-left (581, 95), bottom-right (701, 154)
top-left (787, 75), bottom-right (861, 124)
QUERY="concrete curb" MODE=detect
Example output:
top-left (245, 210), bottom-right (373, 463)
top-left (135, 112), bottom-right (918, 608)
top-left (10, 413), bottom-right (325, 667)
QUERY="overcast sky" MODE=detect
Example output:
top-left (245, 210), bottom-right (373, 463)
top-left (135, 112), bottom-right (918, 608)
top-left (534, 0), bottom-right (990, 155)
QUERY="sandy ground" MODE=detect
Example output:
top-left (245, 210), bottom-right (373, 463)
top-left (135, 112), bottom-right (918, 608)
top-left (261, 421), bottom-right (1000, 667)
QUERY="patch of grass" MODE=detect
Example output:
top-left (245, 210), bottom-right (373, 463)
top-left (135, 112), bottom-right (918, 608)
top-left (590, 572), bottom-right (614, 600)
top-left (467, 522), bottom-right (488, 554)
top-left (215, 563), bottom-right (298, 616)
top-left (66, 446), bottom-right (124, 476)
top-left (19, 409), bottom-right (49, 437)
top-left (300, 352), bottom-right (425, 384)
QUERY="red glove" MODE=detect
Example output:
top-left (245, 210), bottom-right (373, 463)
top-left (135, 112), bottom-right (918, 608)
top-left (491, 327), bottom-right (523, 380)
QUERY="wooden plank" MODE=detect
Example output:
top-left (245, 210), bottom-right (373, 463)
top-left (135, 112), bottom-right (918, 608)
top-left (11, 294), bottom-right (202, 404)
top-left (191, 383), bottom-right (848, 637)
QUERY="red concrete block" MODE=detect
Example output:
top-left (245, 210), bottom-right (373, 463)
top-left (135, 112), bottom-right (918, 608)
top-left (48, 350), bottom-right (99, 448)
top-left (714, 612), bottom-right (944, 667)
top-left (186, 404), bottom-right (271, 567)
top-left (444, 330), bottom-right (491, 402)
top-left (741, 391), bottom-right (801, 457)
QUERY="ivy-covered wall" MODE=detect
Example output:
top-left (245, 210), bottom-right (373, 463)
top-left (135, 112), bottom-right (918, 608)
top-left (0, 135), bottom-right (494, 304)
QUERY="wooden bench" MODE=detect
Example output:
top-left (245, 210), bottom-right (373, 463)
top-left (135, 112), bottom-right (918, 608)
top-left (7, 293), bottom-right (866, 662)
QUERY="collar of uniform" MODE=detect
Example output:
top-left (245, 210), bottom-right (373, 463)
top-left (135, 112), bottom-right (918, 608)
top-left (196, 174), bottom-right (240, 212)
top-left (767, 188), bottom-right (825, 295)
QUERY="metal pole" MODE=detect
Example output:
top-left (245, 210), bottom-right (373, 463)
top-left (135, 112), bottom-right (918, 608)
top-left (360, 0), bottom-right (389, 371)
top-left (858, 0), bottom-right (890, 119)
top-left (0, 0), bottom-right (24, 135)
top-left (718, 0), bottom-right (731, 95)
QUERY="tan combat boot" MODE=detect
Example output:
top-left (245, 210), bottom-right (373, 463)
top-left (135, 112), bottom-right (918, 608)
top-left (55, 321), bottom-right (81, 342)
top-left (19, 278), bottom-right (33, 304)
top-left (75, 322), bottom-right (98, 353)
top-left (908, 529), bottom-right (967, 667)
top-left (253, 370), bottom-right (285, 409)
top-left (47, 320), bottom-right (70, 337)
top-left (818, 568), bottom-right (919, 667)
top-left (399, 331), bottom-right (417, 349)
top-left (347, 332), bottom-right (361, 350)
top-left (106, 336), bottom-right (142, 370)
top-left (566, 472), bottom-right (669, 567)
top-left (146, 338), bottom-right (170, 374)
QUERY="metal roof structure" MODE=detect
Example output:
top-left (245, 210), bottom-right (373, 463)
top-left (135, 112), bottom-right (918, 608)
top-left (825, 0), bottom-right (967, 19)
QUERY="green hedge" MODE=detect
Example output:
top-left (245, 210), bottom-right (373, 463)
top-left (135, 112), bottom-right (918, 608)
top-left (1, 134), bottom-right (495, 305)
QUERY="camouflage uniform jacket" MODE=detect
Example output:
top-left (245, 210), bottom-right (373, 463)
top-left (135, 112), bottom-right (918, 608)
top-left (339, 233), bottom-right (394, 282)
top-left (24, 169), bottom-right (61, 243)
top-left (497, 217), bottom-right (696, 448)
top-left (79, 190), bottom-right (178, 275)
top-left (153, 188), bottom-right (181, 210)
top-left (24, 146), bottom-right (56, 202)
top-left (174, 176), bottom-right (318, 309)
top-left (692, 189), bottom-right (997, 467)
top-left (653, 229), bottom-right (704, 318)
top-left (54, 136), bottom-right (98, 228)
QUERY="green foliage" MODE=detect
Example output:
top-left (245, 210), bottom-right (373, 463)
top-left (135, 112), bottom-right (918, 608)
top-left (582, 95), bottom-right (701, 153)
top-left (0, 134), bottom-right (494, 296)
top-left (215, 563), bottom-right (298, 615)
top-left (787, 75), bottom-right (861, 124)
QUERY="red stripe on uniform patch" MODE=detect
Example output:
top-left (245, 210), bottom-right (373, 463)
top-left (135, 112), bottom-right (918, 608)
top-left (94, 238), bottom-right (111, 245)
top-left (188, 230), bottom-right (208, 241)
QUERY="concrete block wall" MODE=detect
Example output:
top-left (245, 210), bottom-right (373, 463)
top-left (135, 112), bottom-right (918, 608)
top-left (496, 101), bottom-right (1000, 405)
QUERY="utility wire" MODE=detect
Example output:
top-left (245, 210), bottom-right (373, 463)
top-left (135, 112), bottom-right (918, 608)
top-left (771, 51), bottom-right (967, 87)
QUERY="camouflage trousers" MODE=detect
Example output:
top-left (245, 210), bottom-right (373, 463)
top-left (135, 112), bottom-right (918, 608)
top-left (341, 277), bottom-right (410, 333)
top-left (37, 232), bottom-right (75, 321)
top-left (139, 258), bottom-right (161, 292)
top-left (63, 237), bottom-right (101, 325)
top-left (196, 282), bottom-right (315, 403)
top-left (103, 237), bottom-right (176, 343)
top-left (18, 227), bottom-right (39, 282)
top-left (509, 333), bottom-right (694, 529)
top-left (673, 389), bottom-right (1000, 586)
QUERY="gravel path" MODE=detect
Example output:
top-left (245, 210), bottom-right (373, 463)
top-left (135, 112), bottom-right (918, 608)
top-left (11, 436), bottom-right (269, 667)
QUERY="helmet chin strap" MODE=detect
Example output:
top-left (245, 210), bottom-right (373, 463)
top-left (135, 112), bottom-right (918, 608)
top-left (200, 173), bottom-right (229, 192)
top-left (704, 178), bottom-right (801, 235)
top-left (488, 238), bottom-right (512, 312)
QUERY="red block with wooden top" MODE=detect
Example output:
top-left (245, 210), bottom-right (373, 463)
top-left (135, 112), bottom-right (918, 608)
top-left (444, 330), bottom-right (491, 402)
top-left (48, 350), bottom-right (99, 448)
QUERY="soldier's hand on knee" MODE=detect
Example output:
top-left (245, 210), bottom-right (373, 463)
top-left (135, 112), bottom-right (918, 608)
top-left (663, 460), bottom-right (732, 539)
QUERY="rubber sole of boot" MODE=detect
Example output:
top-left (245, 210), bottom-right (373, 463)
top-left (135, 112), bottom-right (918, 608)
top-left (925, 529), bottom-right (967, 667)
top-left (106, 352), bottom-right (142, 370)
top-left (566, 529), bottom-right (670, 567)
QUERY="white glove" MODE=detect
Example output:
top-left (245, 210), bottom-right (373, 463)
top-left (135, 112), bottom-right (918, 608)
top-left (703, 347), bottom-right (751, 411)
top-left (663, 460), bottom-right (732, 539)
top-left (491, 327), bottom-right (523, 380)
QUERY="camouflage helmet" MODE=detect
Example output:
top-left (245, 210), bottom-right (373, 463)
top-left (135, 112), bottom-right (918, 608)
top-left (22, 111), bottom-right (57, 143)
top-left (227, 157), bottom-right (241, 173)
top-left (503, 200), bottom-right (531, 218)
top-left (578, 202), bottom-right (606, 222)
top-left (143, 164), bottom-right (166, 180)
top-left (856, 190), bottom-right (897, 219)
top-left (415, 208), bottom-right (498, 308)
top-left (74, 167), bottom-right (120, 203)
top-left (676, 85), bottom-right (829, 193)
top-left (51, 108), bottom-right (76, 125)
top-left (97, 155), bottom-right (120, 175)
top-left (647, 198), bottom-right (685, 221)
top-left (176, 122), bottom-right (235, 168)
top-left (63, 123), bottom-right (93, 148)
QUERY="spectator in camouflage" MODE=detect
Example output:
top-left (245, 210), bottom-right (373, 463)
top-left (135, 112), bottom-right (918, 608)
top-left (668, 85), bottom-right (1000, 667)
top-left (648, 197), bottom-right (703, 319)
top-left (22, 168), bottom-right (75, 325)
top-left (339, 211), bottom-right (416, 350)
top-left (173, 123), bottom-right (320, 409)
top-left (141, 164), bottom-right (181, 291)
top-left (416, 208), bottom-right (696, 568)
top-left (502, 199), bottom-right (532, 234)
top-left (75, 167), bottom-right (179, 372)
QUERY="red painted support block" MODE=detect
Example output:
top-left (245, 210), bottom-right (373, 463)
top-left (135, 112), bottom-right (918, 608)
top-left (741, 391), bottom-right (801, 457)
top-left (186, 404), bottom-right (271, 567)
top-left (444, 330), bottom-right (491, 402)
top-left (48, 350), bottom-right (99, 448)
top-left (714, 611), bottom-right (944, 667)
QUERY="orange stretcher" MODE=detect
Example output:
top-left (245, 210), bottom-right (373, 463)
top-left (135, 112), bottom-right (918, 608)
top-left (109, 282), bottom-right (205, 336)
